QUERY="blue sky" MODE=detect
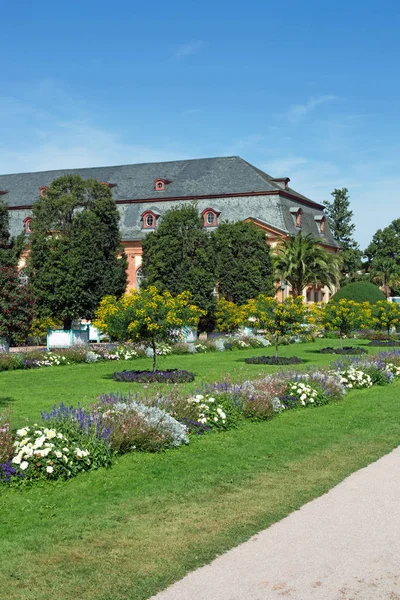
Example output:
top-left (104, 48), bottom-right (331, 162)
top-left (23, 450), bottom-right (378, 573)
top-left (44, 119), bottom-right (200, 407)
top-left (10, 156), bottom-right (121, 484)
top-left (1, 0), bottom-right (399, 248)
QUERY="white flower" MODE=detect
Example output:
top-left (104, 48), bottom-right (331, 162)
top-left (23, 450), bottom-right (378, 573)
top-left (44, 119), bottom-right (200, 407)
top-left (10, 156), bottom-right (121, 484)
top-left (12, 454), bottom-right (22, 465)
top-left (300, 393), bottom-right (307, 401)
top-left (214, 417), bottom-right (218, 422)
top-left (20, 461), bottom-right (29, 470)
top-left (46, 466), bottom-right (54, 474)
top-left (17, 427), bottom-right (29, 437)
top-left (54, 450), bottom-right (62, 458)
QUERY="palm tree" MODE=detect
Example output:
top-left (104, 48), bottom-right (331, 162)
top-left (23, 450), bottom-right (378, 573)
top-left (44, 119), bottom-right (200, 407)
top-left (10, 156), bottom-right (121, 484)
top-left (370, 258), bottom-right (400, 298)
top-left (273, 233), bottom-right (341, 298)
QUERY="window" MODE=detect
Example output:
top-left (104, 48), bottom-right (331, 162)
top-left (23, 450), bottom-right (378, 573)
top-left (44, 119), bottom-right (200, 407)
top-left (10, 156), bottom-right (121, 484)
top-left (39, 186), bottom-right (47, 198)
top-left (157, 182), bottom-right (163, 189)
top-left (24, 217), bottom-right (32, 233)
top-left (154, 178), bottom-right (171, 191)
top-left (202, 208), bottom-right (219, 227)
top-left (136, 267), bottom-right (144, 289)
top-left (142, 210), bottom-right (158, 229)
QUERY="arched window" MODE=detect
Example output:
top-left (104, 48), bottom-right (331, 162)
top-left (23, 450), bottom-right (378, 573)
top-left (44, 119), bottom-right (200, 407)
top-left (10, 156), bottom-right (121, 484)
top-left (202, 208), bottom-right (219, 227)
top-left (24, 217), bottom-right (33, 233)
top-left (136, 267), bottom-right (144, 289)
top-left (141, 210), bottom-right (158, 229)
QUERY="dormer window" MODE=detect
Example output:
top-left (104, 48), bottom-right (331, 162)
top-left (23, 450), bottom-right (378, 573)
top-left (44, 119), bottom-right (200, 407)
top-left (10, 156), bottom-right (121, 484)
top-left (202, 208), bottom-right (220, 227)
top-left (39, 186), bottom-right (47, 198)
top-left (101, 182), bottom-right (117, 189)
top-left (315, 215), bottom-right (326, 234)
top-left (154, 178), bottom-right (171, 191)
top-left (24, 217), bottom-right (33, 233)
top-left (290, 206), bottom-right (303, 228)
top-left (141, 210), bottom-right (159, 229)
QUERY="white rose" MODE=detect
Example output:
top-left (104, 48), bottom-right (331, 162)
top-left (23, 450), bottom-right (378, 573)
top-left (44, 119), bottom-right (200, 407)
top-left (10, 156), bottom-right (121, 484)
top-left (20, 461), bottom-right (29, 470)
top-left (46, 466), bottom-right (54, 474)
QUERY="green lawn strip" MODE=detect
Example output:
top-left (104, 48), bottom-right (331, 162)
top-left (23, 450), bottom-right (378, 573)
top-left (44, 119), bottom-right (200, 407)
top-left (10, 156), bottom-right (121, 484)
top-left (2, 338), bottom-right (376, 424)
top-left (1, 380), bottom-right (399, 600)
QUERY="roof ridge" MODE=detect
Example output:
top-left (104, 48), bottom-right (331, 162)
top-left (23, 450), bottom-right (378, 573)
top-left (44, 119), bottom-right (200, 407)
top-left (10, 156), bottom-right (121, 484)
top-left (0, 155), bottom-right (241, 178)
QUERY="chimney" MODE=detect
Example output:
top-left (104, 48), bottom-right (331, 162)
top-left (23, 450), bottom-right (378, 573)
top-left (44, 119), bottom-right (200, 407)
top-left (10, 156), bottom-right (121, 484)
top-left (271, 177), bottom-right (290, 190)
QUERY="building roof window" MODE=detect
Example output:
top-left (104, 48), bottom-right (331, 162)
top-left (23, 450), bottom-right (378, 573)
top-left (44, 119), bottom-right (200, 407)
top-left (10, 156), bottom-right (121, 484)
top-left (39, 186), bottom-right (47, 198)
top-left (289, 206), bottom-right (303, 228)
top-left (154, 178), bottom-right (171, 191)
top-left (141, 210), bottom-right (159, 229)
top-left (201, 208), bottom-right (220, 227)
top-left (314, 215), bottom-right (326, 234)
top-left (23, 217), bottom-right (33, 233)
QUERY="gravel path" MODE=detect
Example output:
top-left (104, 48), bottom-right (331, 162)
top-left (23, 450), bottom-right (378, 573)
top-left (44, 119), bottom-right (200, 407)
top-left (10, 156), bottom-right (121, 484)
top-left (151, 447), bottom-right (400, 600)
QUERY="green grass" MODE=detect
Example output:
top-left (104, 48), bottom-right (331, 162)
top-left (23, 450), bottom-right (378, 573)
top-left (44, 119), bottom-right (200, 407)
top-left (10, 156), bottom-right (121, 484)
top-left (1, 338), bottom-right (399, 600)
top-left (1, 337), bottom-right (377, 423)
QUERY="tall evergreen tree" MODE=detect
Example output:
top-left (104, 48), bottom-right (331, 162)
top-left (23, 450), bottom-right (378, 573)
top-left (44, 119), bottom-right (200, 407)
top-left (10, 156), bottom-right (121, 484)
top-left (27, 175), bottom-right (127, 329)
top-left (0, 196), bottom-right (25, 267)
top-left (365, 219), bottom-right (400, 296)
top-left (141, 204), bottom-right (216, 316)
top-left (323, 188), bottom-right (362, 282)
top-left (213, 221), bottom-right (275, 304)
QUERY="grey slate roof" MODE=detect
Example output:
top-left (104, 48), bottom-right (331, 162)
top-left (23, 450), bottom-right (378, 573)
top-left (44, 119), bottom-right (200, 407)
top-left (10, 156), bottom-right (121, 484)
top-left (1, 156), bottom-right (339, 248)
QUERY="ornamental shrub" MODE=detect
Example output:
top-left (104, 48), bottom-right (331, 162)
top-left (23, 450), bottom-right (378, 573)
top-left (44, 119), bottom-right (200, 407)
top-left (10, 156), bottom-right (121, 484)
top-left (96, 394), bottom-right (189, 452)
top-left (0, 408), bottom-right (14, 463)
top-left (112, 369), bottom-right (195, 383)
top-left (10, 426), bottom-right (99, 482)
top-left (337, 367), bottom-right (373, 389)
top-left (186, 393), bottom-right (242, 431)
top-left (283, 381), bottom-right (325, 408)
top-left (331, 282), bottom-right (385, 304)
top-left (244, 356), bottom-right (304, 365)
top-left (240, 378), bottom-right (288, 420)
top-left (320, 346), bottom-right (368, 355)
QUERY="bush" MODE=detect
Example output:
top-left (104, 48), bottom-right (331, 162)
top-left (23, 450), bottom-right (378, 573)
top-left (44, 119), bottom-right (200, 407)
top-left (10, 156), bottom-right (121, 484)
top-left (283, 381), bottom-right (326, 409)
top-left (8, 425), bottom-right (106, 482)
top-left (0, 408), bottom-right (14, 463)
top-left (320, 346), bottom-right (368, 355)
top-left (240, 378), bottom-right (288, 420)
top-left (194, 340), bottom-right (217, 353)
top-left (331, 282), bottom-right (385, 304)
top-left (170, 342), bottom-right (191, 355)
top-left (337, 367), bottom-right (373, 389)
top-left (96, 394), bottom-right (189, 452)
top-left (368, 340), bottom-right (400, 347)
top-left (185, 393), bottom-right (242, 431)
top-left (244, 356), bottom-right (304, 365)
top-left (112, 369), bottom-right (195, 383)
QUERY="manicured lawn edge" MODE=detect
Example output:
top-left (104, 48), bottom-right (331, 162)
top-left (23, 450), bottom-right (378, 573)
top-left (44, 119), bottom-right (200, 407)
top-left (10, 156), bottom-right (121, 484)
top-left (1, 377), bottom-right (400, 600)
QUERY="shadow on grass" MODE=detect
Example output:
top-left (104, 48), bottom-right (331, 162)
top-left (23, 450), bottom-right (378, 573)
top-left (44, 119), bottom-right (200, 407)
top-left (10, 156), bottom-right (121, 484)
top-left (0, 396), bottom-right (14, 408)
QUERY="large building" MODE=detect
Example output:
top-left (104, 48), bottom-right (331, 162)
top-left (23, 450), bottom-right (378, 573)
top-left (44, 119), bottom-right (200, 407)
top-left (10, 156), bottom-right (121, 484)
top-left (0, 156), bottom-right (340, 302)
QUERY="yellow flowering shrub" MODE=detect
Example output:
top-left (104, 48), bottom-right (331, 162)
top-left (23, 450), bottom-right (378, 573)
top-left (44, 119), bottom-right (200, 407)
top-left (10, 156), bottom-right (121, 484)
top-left (323, 299), bottom-right (372, 347)
top-left (215, 298), bottom-right (244, 334)
top-left (372, 300), bottom-right (400, 336)
top-left (242, 295), bottom-right (306, 357)
top-left (94, 286), bottom-right (204, 370)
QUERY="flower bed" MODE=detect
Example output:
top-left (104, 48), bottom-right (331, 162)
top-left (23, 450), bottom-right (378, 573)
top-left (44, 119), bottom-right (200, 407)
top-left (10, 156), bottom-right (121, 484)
top-left (244, 356), bottom-right (304, 365)
top-left (3, 351), bottom-right (400, 488)
top-left (368, 340), bottom-right (400, 347)
top-left (320, 346), bottom-right (368, 355)
top-left (112, 369), bottom-right (195, 383)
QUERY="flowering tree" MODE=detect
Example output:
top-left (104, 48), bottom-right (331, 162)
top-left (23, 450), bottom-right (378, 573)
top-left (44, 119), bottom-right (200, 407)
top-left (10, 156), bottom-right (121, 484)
top-left (371, 300), bottom-right (400, 337)
top-left (215, 298), bottom-right (244, 334)
top-left (323, 299), bottom-right (372, 347)
top-left (94, 286), bottom-right (204, 370)
top-left (0, 266), bottom-right (35, 350)
top-left (243, 295), bottom-right (306, 357)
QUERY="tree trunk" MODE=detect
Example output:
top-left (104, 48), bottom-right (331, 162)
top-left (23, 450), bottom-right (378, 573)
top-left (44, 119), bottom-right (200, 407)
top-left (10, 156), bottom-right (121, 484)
top-left (275, 336), bottom-right (279, 358)
top-left (152, 339), bottom-right (157, 372)
top-left (63, 317), bottom-right (72, 331)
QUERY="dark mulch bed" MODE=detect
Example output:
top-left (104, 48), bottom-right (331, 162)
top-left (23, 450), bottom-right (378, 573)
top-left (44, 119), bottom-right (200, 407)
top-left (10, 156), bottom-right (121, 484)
top-left (320, 346), bottom-right (368, 355)
top-left (112, 369), bottom-right (195, 383)
top-left (244, 356), bottom-right (304, 365)
top-left (368, 340), bottom-right (400, 347)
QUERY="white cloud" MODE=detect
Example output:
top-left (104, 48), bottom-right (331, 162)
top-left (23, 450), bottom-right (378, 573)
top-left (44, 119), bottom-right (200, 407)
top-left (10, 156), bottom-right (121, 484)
top-left (287, 95), bottom-right (337, 122)
top-left (174, 41), bottom-right (205, 58)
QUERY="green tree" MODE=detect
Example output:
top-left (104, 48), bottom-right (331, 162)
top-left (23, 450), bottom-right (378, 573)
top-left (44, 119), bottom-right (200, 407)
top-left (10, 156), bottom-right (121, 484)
top-left (273, 233), bottom-right (340, 298)
top-left (0, 196), bottom-right (25, 267)
top-left (243, 295), bottom-right (306, 357)
top-left (0, 265), bottom-right (35, 348)
top-left (141, 205), bottom-right (216, 318)
top-left (213, 221), bottom-right (275, 304)
top-left (94, 286), bottom-right (204, 371)
top-left (323, 299), bottom-right (372, 348)
top-left (372, 300), bottom-right (400, 337)
top-left (370, 258), bottom-right (400, 299)
top-left (27, 175), bottom-right (127, 330)
top-left (365, 220), bottom-right (400, 296)
top-left (323, 188), bottom-right (362, 282)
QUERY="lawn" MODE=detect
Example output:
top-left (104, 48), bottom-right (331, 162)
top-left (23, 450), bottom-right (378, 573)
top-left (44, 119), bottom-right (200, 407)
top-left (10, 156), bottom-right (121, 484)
top-left (1, 337), bottom-right (378, 423)
top-left (1, 338), bottom-right (399, 600)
